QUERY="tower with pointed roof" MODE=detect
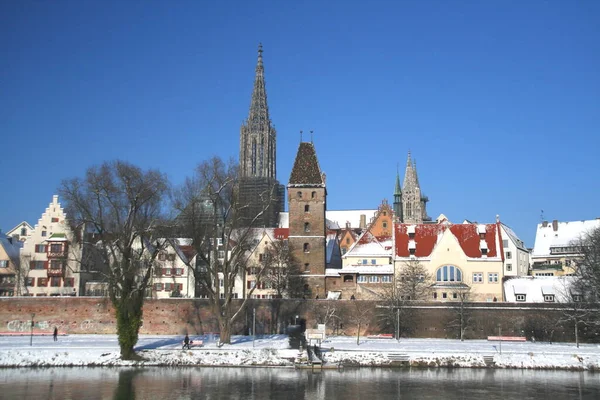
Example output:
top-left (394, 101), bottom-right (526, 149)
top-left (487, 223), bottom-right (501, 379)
top-left (393, 169), bottom-right (403, 222)
top-left (288, 141), bottom-right (327, 298)
top-left (400, 152), bottom-right (430, 224)
top-left (238, 44), bottom-right (284, 227)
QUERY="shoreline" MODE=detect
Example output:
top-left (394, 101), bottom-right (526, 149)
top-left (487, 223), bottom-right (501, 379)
top-left (1, 334), bottom-right (599, 371)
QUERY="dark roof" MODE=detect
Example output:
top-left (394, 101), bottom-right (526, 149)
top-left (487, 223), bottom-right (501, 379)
top-left (289, 142), bottom-right (324, 185)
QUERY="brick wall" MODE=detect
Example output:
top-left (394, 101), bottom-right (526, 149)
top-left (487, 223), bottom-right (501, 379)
top-left (0, 298), bottom-right (591, 343)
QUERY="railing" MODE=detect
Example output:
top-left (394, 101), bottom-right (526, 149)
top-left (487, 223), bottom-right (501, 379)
top-left (532, 263), bottom-right (563, 270)
top-left (47, 250), bottom-right (68, 258)
top-left (47, 269), bottom-right (64, 277)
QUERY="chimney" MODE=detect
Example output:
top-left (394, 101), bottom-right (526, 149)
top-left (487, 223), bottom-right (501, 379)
top-left (345, 221), bottom-right (351, 229)
top-left (359, 214), bottom-right (366, 229)
top-left (552, 220), bottom-right (559, 232)
top-left (542, 221), bottom-right (548, 228)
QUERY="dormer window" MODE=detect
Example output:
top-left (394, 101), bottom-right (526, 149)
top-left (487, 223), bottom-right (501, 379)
top-left (481, 248), bottom-right (488, 256)
top-left (543, 294), bottom-right (555, 303)
top-left (516, 294), bottom-right (526, 302)
top-left (409, 248), bottom-right (415, 255)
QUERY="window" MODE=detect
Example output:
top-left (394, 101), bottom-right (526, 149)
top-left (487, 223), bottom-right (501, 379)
top-left (383, 211), bottom-right (387, 216)
top-left (381, 275), bottom-right (391, 283)
top-left (473, 273), bottom-right (483, 283)
top-left (248, 281), bottom-right (256, 289)
top-left (506, 251), bottom-right (512, 259)
top-left (382, 221), bottom-right (387, 228)
top-left (154, 283), bottom-right (163, 291)
top-left (371, 259), bottom-right (376, 265)
top-left (0, 260), bottom-right (7, 268)
top-left (158, 253), bottom-right (166, 261)
top-left (219, 279), bottom-right (224, 287)
top-left (175, 268), bottom-right (183, 276)
top-left (433, 292), bottom-right (438, 299)
top-left (304, 205), bottom-right (310, 212)
top-left (21, 227), bottom-right (27, 236)
top-left (311, 191), bottom-right (316, 199)
top-left (25, 277), bottom-right (34, 286)
top-left (409, 248), bottom-right (415, 255)
top-left (303, 243), bottom-right (310, 253)
top-left (165, 283), bottom-right (173, 291)
top-left (369, 276), bottom-right (379, 283)
top-left (343, 275), bottom-right (353, 282)
top-left (167, 254), bottom-right (176, 261)
top-left (346, 238), bottom-right (350, 244)
top-left (35, 244), bottom-right (46, 253)
top-left (41, 231), bottom-right (47, 237)
top-left (442, 292), bottom-right (447, 299)
top-left (357, 276), bottom-right (367, 283)
top-left (572, 294), bottom-right (583, 302)
top-left (304, 263), bottom-right (310, 271)
top-left (436, 265), bottom-right (462, 282)
top-left (50, 277), bottom-right (61, 287)
top-left (502, 240), bottom-right (509, 248)
top-left (452, 293), bottom-right (458, 299)
top-left (488, 273), bottom-right (499, 283)
top-left (31, 261), bottom-right (45, 270)
top-left (304, 222), bottom-right (310, 232)
top-left (297, 191), bottom-right (302, 199)
top-left (50, 260), bottom-right (63, 269)
top-left (544, 295), bottom-right (555, 303)
top-left (163, 268), bottom-right (171, 276)
top-left (481, 248), bottom-right (488, 256)
top-left (217, 238), bottom-right (223, 246)
top-left (37, 277), bottom-right (48, 287)
top-left (506, 263), bottom-right (512, 271)
top-left (63, 278), bottom-right (74, 287)
top-left (516, 294), bottom-right (526, 302)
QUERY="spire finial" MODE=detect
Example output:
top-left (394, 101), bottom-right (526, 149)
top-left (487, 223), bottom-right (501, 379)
top-left (310, 130), bottom-right (314, 143)
top-left (300, 130), bottom-right (303, 142)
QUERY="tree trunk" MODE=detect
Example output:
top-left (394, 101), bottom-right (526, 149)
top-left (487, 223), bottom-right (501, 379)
top-left (356, 322), bottom-right (361, 345)
top-left (575, 321), bottom-right (579, 348)
top-left (114, 298), bottom-right (144, 360)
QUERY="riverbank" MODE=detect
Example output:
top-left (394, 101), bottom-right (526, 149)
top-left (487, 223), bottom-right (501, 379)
top-left (0, 334), bottom-right (599, 370)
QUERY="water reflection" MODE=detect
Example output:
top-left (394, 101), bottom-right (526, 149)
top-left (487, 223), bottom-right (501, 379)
top-left (0, 367), bottom-right (598, 400)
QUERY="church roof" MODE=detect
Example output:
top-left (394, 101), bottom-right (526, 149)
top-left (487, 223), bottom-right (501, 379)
top-left (289, 142), bottom-right (324, 186)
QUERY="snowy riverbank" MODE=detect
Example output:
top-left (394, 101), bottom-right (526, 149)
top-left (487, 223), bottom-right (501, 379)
top-left (1, 334), bottom-right (599, 370)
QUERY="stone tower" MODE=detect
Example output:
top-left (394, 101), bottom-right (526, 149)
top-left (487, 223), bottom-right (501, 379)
top-left (238, 44), bottom-right (284, 227)
top-left (288, 141), bottom-right (327, 299)
top-left (401, 151), bottom-right (430, 223)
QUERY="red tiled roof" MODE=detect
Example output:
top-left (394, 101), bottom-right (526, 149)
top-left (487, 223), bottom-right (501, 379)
top-left (395, 223), bottom-right (501, 258)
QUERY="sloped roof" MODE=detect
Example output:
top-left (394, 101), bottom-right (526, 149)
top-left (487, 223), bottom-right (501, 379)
top-left (504, 276), bottom-right (575, 302)
top-left (532, 219), bottom-right (600, 257)
top-left (347, 231), bottom-right (393, 257)
top-left (289, 142), bottom-right (324, 185)
top-left (0, 233), bottom-right (22, 261)
top-left (395, 222), bottom-right (502, 258)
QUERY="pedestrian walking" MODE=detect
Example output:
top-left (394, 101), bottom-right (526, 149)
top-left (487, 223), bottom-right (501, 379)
top-left (53, 327), bottom-right (58, 342)
top-left (183, 334), bottom-right (190, 349)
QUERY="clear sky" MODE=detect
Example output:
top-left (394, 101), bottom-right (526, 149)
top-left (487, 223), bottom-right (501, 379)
top-left (1, 0), bottom-right (599, 247)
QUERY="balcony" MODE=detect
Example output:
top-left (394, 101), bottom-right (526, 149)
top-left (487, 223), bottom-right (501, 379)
top-left (47, 250), bottom-right (68, 258)
top-left (532, 262), bottom-right (563, 271)
top-left (47, 268), bottom-right (65, 277)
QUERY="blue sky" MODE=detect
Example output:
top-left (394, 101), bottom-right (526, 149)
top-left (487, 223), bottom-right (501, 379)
top-left (1, 0), bottom-right (599, 247)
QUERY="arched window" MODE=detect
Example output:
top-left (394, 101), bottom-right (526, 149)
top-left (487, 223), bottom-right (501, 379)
top-left (435, 265), bottom-right (462, 282)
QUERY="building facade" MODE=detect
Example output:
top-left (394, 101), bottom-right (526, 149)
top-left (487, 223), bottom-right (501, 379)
top-left (0, 234), bottom-right (22, 296)
top-left (393, 152), bottom-right (430, 224)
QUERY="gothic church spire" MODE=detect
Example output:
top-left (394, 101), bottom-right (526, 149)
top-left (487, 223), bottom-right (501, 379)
top-left (240, 43), bottom-right (277, 179)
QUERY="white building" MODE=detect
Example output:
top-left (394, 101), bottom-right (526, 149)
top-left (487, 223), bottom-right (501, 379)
top-left (6, 221), bottom-right (33, 242)
top-left (531, 219), bottom-right (600, 276)
top-left (500, 222), bottom-right (530, 277)
top-left (20, 195), bottom-right (83, 296)
top-left (151, 238), bottom-right (197, 299)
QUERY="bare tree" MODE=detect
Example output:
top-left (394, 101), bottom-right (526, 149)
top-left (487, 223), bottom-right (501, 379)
top-left (446, 283), bottom-right (474, 341)
top-left (15, 253), bottom-right (31, 296)
top-left (172, 156), bottom-right (276, 344)
top-left (347, 300), bottom-right (372, 345)
top-left (396, 260), bottom-right (433, 300)
top-left (556, 277), bottom-right (599, 347)
top-left (574, 226), bottom-right (600, 299)
top-left (377, 284), bottom-right (414, 340)
top-left (261, 240), bottom-right (305, 298)
top-left (60, 161), bottom-right (169, 359)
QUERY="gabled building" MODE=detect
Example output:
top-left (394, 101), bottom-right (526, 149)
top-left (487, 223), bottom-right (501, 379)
top-left (151, 238), bottom-right (197, 299)
top-left (6, 221), bottom-right (33, 242)
top-left (20, 195), bottom-right (84, 297)
top-left (394, 220), bottom-right (505, 302)
top-left (504, 276), bottom-right (577, 303)
top-left (0, 233), bottom-right (22, 296)
top-left (287, 141), bottom-right (327, 299)
top-left (531, 219), bottom-right (600, 277)
top-left (499, 222), bottom-right (530, 276)
top-left (329, 201), bottom-right (395, 299)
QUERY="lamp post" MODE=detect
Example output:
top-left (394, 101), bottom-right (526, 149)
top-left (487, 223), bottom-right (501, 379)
top-left (252, 308), bottom-right (256, 348)
top-left (498, 324), bottom-right (502, 355)
top-left (295, 315), bottom-right (299, 325)
top-left (30, 313), bottom-right (35, 347)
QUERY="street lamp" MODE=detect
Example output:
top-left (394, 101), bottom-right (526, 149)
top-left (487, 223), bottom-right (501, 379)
top-left (30, 313), bottom-right (35, 347)
top-left (295, 315), bottom-right (299, 325)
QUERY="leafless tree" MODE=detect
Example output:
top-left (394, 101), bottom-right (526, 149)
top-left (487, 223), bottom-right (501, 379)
top-left (556, 277), bottom-right (599, 347)
top-left (60, 161), bottom-right (169, 359)
top-left (574, 226), bottom-right (600, 300)
top-left (15, 253), bottom-right (31, 296)
top-left (261, 240), bottom-right (305, 298)
top-left (446, 283), bottom-right (474, 341)
top-left (172, 156), bottom-right (277, 344)
top-left (396, 260), bottom-right (433, 300)
top-left (347, 300), bottom-right (372, 345)
top-left (377, 284), bottom-right (414, 340)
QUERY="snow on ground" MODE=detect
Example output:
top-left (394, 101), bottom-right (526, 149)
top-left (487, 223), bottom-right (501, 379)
top-left (0, 334), bottom-right (599, 370)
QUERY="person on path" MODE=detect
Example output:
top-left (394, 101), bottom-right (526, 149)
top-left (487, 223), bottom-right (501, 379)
top-left (183, 334), bottom-right (190, 349)
top-left (53, 327), bottom-right (58, 342)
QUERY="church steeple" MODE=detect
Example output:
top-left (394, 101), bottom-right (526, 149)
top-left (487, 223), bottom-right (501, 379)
top-left (240, 43), bottom-right (276, 179)
top-left (393, 167), bottom-right (402, 222)
top-left (401, 151), bottom-right (429, 223)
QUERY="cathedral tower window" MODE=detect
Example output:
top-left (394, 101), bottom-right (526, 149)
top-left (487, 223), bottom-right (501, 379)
top-left (303, 243), bottom-right (310, 253)
top-left (304, 205), bottom-right (310, 212)
top-left (304, 222), bottom-right (310, 232)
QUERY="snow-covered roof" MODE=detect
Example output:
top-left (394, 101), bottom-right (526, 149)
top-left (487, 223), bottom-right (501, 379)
top-left (278, 210), bottom-right (377, 230)
top-left (501, 223), bottom-right (527, 250)
top-left (504, 277), bottom-right (576, 302)
top-left (532, 219), bottom-right (600, 257)
top-left (0, 233), bottom-right (22, 261)
top-left (326, 264), bottom-right (394, 276)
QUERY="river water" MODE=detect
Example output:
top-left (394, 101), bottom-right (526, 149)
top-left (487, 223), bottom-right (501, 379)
top-left (1, 367), bottom-right (599, 399)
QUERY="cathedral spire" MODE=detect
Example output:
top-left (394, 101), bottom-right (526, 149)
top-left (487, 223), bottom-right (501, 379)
top-left (240, 43), bottom-right (276, 179)
top-left (393, 166), bottom-right (403, 222)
